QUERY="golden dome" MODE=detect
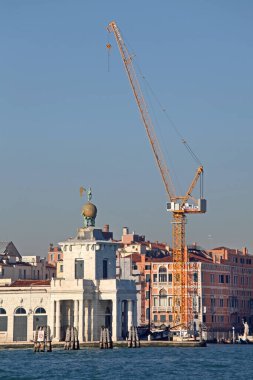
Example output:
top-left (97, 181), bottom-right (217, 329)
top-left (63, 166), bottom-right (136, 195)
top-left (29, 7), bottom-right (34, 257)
top-left (82, 202), bottom-right (97, 219)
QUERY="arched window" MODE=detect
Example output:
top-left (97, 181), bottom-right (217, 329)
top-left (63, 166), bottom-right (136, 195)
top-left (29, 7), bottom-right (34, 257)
top-left (159, 266), bottom-right (167, 282)
top-left (0, 307), bottom-right (6, 314)
top-left (0, 308), bottom-right (7, 332)
top-left (35, 307), bottom-right (46, 314)
top-left (159, 288), bottom-right (167, 307)
top-left (15, 307), bottom-right (26, 315)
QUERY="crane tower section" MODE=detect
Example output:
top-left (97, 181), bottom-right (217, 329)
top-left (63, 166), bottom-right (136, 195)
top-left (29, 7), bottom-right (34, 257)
top-left (107, 20), bottom-right (207, 330)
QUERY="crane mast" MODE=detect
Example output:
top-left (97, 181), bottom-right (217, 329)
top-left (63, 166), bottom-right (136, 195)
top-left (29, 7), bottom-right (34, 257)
top-left (107, 21), bottom-right (206, 330)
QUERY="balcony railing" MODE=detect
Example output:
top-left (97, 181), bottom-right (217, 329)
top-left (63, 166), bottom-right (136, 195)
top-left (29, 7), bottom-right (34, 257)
top-left (152, 282), bottom-right (173, 286)
top-left (152, 306), bottom-right (172, 312)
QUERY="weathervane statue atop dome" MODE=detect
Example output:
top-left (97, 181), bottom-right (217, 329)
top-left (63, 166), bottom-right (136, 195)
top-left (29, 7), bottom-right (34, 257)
top-left (80, 186), bottom-right (97, 228)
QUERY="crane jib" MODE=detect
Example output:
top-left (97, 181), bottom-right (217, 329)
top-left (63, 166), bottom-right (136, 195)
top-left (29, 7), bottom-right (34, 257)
top-left (107, 20), bottom-right (207, 331)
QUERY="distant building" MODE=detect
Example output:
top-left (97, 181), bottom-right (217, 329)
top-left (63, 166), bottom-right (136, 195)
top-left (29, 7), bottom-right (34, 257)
top-left (0, 242), bottom-right (56, 285)
top-left (117, 229), bottom-right (253, 340)
top-left (47, 244), bottom-right (63, 265)
top-left (116, 227), bottom-right (171, 325)
top-left (0, 241), bottom-right (22, 263)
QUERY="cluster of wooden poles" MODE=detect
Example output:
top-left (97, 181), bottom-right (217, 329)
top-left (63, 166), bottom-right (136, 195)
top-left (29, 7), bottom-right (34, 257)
top-left (33, 326), bottom-right (52, 352)
top-left (33, 325), bottom-right (140, 351)
top-left (64, 326), bottom-right (80, 350)
top-left (127, 326), bottom-right (140, 348)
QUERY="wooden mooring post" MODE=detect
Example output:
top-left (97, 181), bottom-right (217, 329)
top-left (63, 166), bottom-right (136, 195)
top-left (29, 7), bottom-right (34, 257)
top-left (64, 326), bottom-right (80, 350)
top-left (127, 326), bottom-right (140, 348)
top-left (99, 326), bottom-right (113, 349)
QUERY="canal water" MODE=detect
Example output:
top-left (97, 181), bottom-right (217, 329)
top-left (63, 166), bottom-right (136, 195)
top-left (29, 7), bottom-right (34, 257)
top-left (1, 345), bottom-right (253, 379)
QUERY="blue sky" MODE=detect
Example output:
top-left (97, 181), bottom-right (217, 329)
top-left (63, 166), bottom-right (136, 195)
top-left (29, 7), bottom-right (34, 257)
top-left (0, 0), bottom-right (252, 255)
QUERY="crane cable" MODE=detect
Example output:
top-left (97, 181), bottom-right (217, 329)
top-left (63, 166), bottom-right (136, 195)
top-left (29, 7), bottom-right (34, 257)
top-left (134, 62), bottom-right (203, 167)
top-left (106, 30), bottom-right (204, 196)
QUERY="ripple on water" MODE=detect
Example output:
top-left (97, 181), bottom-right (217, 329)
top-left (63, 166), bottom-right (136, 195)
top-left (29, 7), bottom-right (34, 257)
top-left (1, 345), bottom-right (253, 380)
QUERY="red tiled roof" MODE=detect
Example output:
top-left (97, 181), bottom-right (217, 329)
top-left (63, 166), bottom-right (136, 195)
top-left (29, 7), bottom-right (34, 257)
top-left (10, 280), bottom-right (51, 287)
top-left (125, 253), bottom-right (142, 262)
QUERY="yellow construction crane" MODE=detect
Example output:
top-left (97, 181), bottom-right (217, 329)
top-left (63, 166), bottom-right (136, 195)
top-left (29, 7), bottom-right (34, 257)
top-left (107, 21), bottom-right (207, 329)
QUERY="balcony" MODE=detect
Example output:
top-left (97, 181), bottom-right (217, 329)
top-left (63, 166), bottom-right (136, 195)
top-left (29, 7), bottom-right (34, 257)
top-left (153, 282), bottom-right (172, 287)
top-left (229, 307), bottom-right (239, 313)
top-left (152, 306), bottom-right (172, 312)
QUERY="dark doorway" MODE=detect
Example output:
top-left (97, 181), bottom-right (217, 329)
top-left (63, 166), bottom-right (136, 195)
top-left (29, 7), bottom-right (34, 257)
top-left (13, 316), bottom-right (27, 341)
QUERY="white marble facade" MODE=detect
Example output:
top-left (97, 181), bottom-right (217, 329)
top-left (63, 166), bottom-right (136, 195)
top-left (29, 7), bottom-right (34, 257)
top-left (0, 227), bottom-right (137, 343)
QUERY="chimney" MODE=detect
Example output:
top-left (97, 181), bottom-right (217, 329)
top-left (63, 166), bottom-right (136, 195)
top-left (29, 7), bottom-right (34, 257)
top-left (242, 247), bottom-right (248, 255)
top-left (123, 227), bottom-right (129, 236)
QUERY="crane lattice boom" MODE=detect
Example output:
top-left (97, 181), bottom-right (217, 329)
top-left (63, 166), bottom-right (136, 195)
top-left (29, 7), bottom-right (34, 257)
top-left (108, 20), bottom-right (207, 329)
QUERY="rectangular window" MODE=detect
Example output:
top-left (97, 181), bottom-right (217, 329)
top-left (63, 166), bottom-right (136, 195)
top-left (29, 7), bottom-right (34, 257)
top-left (193, 272), bottom-right (198, 282)
top-left (153, 314), bottom-right (157, 322)
top-left (211, 297), bottom-right (215, 307)
top-left (159, 274), bottom-right (167, 282)
top-left (153, 297), bottom-right (158, 306)
top-left (203, 315), bottom-right (206, 323)
top-left (219, 275), bottom-right (224, 283)
top-left (220, 298), bottom-right (224, 307)
top-left (160, 315), bottom-right (166, 322)
top-left (145, 265), bottom-right (151, 270)
top-left (168, 273), bottom-right (172, 282)
top-left (153, 274), bottom-right (157, 282)
top-left (234, 275), bottom-right (238, 285)
top-left (75, 259), bottom-right (84, 279)
top-left (159, 295), bottom-right (167, 307)
top-left (146, 274), bottom-right (150, 282)
top-left (103, 259), bottom-right (108, 279)
top-left (225, 275), bottom-right (230, 284)
top-left (146, 291), bottom-right (150, 300)
top-left (58, 254), bottom-right (61, 260)
top-left (60, 264), bottom-right (64, 273)
top-left (146, 308), bottom-right (150, 320)
top-left (210, 274), bottom-right (215, 283)
top-left (169, 315), bottom-right (173, 322)
top-left (0, 316), bottom-right (8, 332)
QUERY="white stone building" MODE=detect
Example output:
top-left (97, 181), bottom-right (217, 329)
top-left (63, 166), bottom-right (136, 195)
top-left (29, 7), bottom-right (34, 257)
top-left (0, 242), bottom-right (56, 284)
top-left (0, 208), bottom-right (137, 343)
